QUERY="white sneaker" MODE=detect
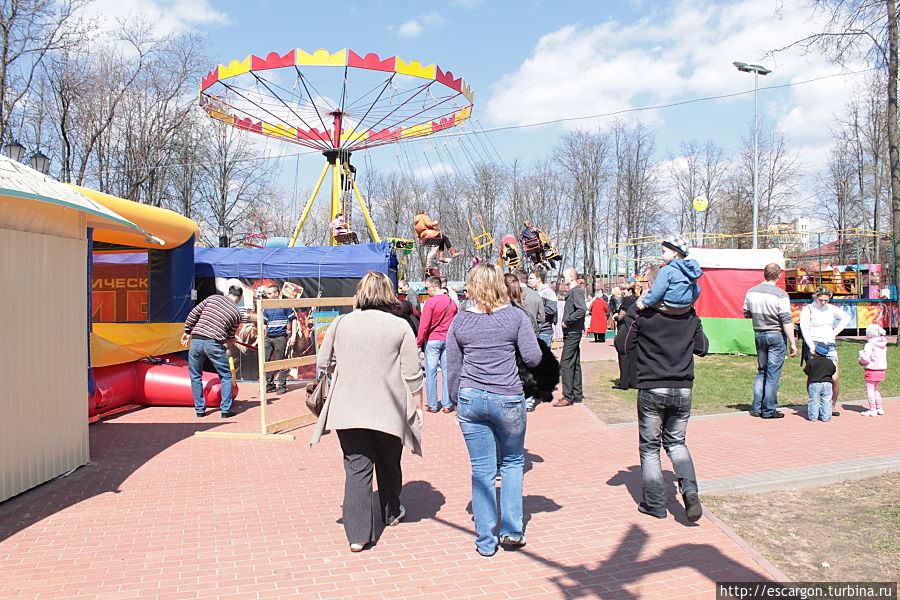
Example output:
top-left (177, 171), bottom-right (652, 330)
top-left (860, 410), bottom-right (878, 417)
top-left (876, 408), bottom-right (885, 415)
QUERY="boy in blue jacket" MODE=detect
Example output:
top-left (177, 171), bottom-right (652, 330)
top-left (636, 234), bottom-right (703, 315)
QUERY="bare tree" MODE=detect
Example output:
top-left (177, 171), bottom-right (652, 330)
top-left (553, 128), bottom-right (612, 289)
top-left (195, 120), bottom-right (278, 247)
top-left (0, 0), bottom-right (90, 142)
top-left (668, 140), bottom-right (727, 236)
top-left (775, 0), bottom-right (899, 323)
top-left (610, 122), bottom-right (661, 277)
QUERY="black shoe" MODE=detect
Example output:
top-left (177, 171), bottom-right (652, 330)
top-left (195, 411), bottom-right (205, 418)
top-left (499, 535), bottom-right (526, 549)
top-left (762, 412), bottom-right (785, 419)
top-left (683, 493), bottom-right (702, 522)
top-left (221, 411), bottom-right (236, 418)
top-left (748, 412), bottom-right (761, 417)
top-left (831, 411), bottom-right (840, 417)
top-left (275, 387), bottom-right (288, 394)
top-left (265, 383), bottom-right (277, 392)
top-left (637, 503), bottom-right (667, 519)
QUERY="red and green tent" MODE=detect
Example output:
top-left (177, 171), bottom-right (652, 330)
top-left (691, 248), bottom-right (786, 354)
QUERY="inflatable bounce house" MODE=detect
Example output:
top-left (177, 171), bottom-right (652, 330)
top-left (79, 186), bottom-right (234, 418)
top-left (690, 247), bottom-right (786, 354)
top-left (194, 242), bottom-right (397, 381)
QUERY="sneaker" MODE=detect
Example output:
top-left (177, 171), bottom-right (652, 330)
top-left (683, 492), bottom-right (702, 522)
top-left (387, 505), bottom-right (406, 527)
top-left (637, 503), bottom-right (667, 519)
top-left (748, 412), bottom-right (761, 417)
top-left (476, 546), bottom-right (497, 557)
top-left (265, 383), bottom-right (277, 392)
top-left (499, 535), bottom-right (527, 549)
top-left (195, 411), bottom-right (205, 418)
top-left (220, 411), bottom-right (236, 418)
top-left (762, 412), bottom-right (785, 419)
top-left (861, 409), bottom-right (878, 417)
top-left (349, 543), bottom-right (366, 552)
top-left (275, 386), bottom-right (288, 394)
top-left (877, 408), bottom-right (885, 415)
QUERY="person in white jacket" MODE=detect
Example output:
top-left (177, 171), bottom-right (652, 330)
top-left (799, 286), bottom-right (851, 416)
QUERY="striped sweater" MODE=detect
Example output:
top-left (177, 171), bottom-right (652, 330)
top-left (184, 295), bottom-right (242, 342)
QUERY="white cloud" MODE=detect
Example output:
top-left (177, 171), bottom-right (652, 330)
top-left (484, 0), bottom-right (869, 167)
top-left (450, 0), bottom-right (482, 7)
top-left (82, 0), bottom-right (228, 36)
top-left (414, 161), bottom-right (455, 179)
top-left (396, 20), bottom-right (424, 38)
top-left (388, 12), bottom-right (445, 38)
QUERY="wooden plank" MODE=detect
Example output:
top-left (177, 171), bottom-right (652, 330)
top-left (193, 431), bottom-right (295, 440)
top-left (265, 413), bottom-right (316, 434)
top-left (262, 355), bottom-right (316, 373)
top-left (256, 300), bottom-right (268, 435)
top-left (258, 297), bottom-right (355, 309)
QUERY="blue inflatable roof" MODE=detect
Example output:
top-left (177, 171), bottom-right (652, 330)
top-left (194, 242), bottom-right (397, 278)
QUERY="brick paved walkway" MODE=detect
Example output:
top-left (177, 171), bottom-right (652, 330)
top-left (1, 340), bottom-right (897, 600)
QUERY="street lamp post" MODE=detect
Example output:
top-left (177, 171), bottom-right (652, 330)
top-left (733, 61), bottom-right (772, 249)
top-left (2, 140), bottom-right (51, 174)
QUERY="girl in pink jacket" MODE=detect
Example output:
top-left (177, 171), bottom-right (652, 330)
top-left (858, 325), bottom-right (888, 416)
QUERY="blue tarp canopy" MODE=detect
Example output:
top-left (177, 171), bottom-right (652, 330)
top-left (194, 242), bottom-right (397, 278)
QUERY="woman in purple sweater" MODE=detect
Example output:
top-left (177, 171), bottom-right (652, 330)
top-left (446, 263), bottom-right (542, 556)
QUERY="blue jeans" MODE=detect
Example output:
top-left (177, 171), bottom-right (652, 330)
top-left (807, 382), bottom-right (833, 422)
top-left (753, 331), bottom-right (786, 417)
top-left (637, 388), bottom-right (697, 513)
top-left (457, 387), bottom-right (526, 555)
top-left (424, 340), bottom-right (451, 410)
top-left (537, 332), bottom-right (552, 347)
top-left (188, 338), bottom-right (233, 413)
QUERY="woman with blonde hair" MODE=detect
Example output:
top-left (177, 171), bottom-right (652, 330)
top-left (446, 263), bottom-right (542, 556)
top-left (311, 271), bottom-right (424, 552)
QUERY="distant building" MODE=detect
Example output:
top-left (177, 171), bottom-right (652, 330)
top-left (770, 217), bottom-right (811, 255)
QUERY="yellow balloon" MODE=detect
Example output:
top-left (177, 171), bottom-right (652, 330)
top-left (692, 196), bottom-right (708, 211)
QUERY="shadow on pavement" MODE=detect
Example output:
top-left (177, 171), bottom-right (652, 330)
top-left (0, 421), bottom-right (219, 543)
top-left (606, 465), bottom-right (698, 526)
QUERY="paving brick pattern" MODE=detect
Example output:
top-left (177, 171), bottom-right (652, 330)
top-left (1, 339), bottom-right (896, 600)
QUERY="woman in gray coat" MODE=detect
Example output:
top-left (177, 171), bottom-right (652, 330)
top-left (311, 272), bottom-right (425, 552)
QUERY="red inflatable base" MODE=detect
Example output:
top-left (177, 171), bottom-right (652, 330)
top-left (89, 357), bottom-right (238, 417)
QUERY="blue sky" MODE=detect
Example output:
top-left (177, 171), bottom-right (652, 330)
top-left (88, 0), bottom-right (873, 209)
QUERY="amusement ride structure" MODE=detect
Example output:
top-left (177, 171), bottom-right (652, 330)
top-left (199, 48), bottom-right (475, 247)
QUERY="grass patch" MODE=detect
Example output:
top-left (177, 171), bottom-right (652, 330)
top-left (583, 338), bottom-right (899, 423)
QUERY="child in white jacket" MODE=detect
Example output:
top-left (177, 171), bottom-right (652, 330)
top-left (858, 325), bottom-right (888, 416)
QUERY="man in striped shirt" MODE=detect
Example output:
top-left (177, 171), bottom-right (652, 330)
top-left (742, 264), bottom-right (797, 419)
top-left (181, 285), bottom-right (244, 418)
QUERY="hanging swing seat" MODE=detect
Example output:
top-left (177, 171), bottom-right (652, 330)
top-left (334, 231), bottom-right (359, 245)
top-left (387, 237), bottom-right (416, 255)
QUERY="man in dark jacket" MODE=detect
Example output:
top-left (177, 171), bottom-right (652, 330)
top-left (624, 285), bottom-right (709, 522)
top-left (554, 268), bottom-right (587, 407)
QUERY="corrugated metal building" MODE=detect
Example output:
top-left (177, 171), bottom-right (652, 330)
top-left (0, 156), bottom-right (145, 502)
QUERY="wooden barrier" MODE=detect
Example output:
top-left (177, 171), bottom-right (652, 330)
top-left (195, 295), bottom-right (355, 440)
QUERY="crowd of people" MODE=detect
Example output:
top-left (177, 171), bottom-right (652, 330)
top-left (180, 234), bottom-right (890, 556)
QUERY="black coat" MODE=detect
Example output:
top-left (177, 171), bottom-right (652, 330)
top-left (517, 338), bottom-right (560, 401)
top-left (622, 307), bottom-right (708, 389)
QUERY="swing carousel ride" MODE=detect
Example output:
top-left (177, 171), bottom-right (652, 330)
top-left (198, 48), bottom-right (474, 248)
